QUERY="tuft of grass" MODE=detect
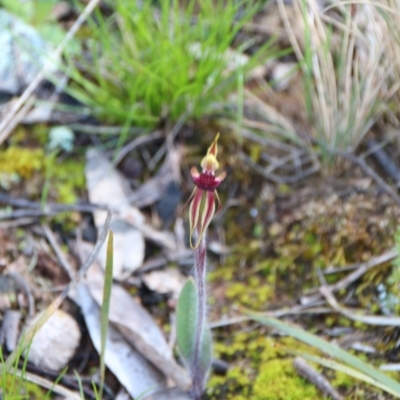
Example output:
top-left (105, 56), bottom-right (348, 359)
top-left (278, 0), bottom-right (399, 164)
top-left (0, 342), bottom-right (76, 399)
top-left (66, 0), bottom-right (273, 127)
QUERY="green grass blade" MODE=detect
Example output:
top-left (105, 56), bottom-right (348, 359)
top-left (65, 0), bottom-right (277, 127)
top-left (296, 353), bottom-right (400, 398)
top-left (99, 230), bottom-right (114, 400)
top-left (247, 313), bottom-right (400, 396)
top-left (73, 370), bottom-right (85, 400)
top-left (44, 366), bottom-right (68, 400)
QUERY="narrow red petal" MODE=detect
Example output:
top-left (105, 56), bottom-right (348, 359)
top-left (197, 191), bottom-right (215, 244)
top-left (189, 189), bottom-right (203, 248)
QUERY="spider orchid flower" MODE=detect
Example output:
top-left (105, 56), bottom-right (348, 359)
top-left (188, 134), bottom-right (226, 249)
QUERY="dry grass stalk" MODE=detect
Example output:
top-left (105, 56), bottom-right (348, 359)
top-left (277, 0), bottom-right (399, 158)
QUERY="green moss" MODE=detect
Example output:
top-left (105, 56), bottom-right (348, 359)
top-left (248, 337), bottom-right (320, 399)
top-left (3, 373), bottom-right (46, 399)
top-left (209, 333), bottom-right (323, 400)
top-left (10, 125), bottom-right (49, 147)
top-left (353, 320), bottom-right (368, 331)
top-left (208, 367), bottom-right (251, 400)
top-left (209, 265), bottom-right (234, 281)
top-left (338, 316), bottom-right (351, 327)
top-left (331, 370), bottom-right (355, 390)
top-left (0, 146), bottom-right (85, 229)
top-left (252, 359), bottom-right (319, 400)
top-left (325, 316), bottom-right (336, 327)
top-left (0, 147), bottom-right (44, 179)
top-left (225, 281), bottom-right (273, 309)
top-left (0, 146), bottom-right (85, 205)
top-left (50, 158), bottom-right (86, 204)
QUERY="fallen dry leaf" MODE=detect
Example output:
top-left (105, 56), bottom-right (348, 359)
top-left (0, 310), bottom-right (21, 351)
top-left (142, 268), bottom-right (186, 300)
top-left (72, 283), bottom-right (165, 398)
top-left (85, 148), bottom-right (145, 278)
top-left (129, 145), bottom-right (181, 209)
top-left (142, 387), bottom-right (192, 400)
top-left (86, 263), bottom-right (191, 391)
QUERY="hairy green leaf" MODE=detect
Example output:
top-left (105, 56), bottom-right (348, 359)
top-left (176, 277), bottom-right (198, 366)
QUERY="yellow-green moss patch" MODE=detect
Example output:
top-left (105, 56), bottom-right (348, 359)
top-left (0, 147), bottom-right (44, 179)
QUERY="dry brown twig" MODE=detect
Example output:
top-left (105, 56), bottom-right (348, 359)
top-left (42, 224), bottom-right (75, 280)
top-left (318, 274), bottom-right (400, 327)
top-left (301, 249), bottom-right (397, 306)
top-left (293, 357), bottom-right (343, 400)
top-left (321, 286), bottom-right (400, 327)
top-left (0, 193), bottom-right (109, 221)
top-left (7, 369), bottom-right (81, 400)
top-left (6, 270), bottom-right (35, 318)
top-left (329, 148), bottom-right (400, 205)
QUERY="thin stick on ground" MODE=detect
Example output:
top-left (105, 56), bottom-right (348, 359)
top-left (319, 283), bottom-right (400, 327)
top-left (301, 249), bottom-right (397, 305)
top-left (293, 357), bottom-right (343, 400)
top-left (316, 267), bottom-right (400, 327)
top-left (334, 149), bottom-right (400, 205)
top-left (42, 223), bottom-right (75, 280)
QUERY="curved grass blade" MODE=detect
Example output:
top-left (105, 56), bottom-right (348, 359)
top-left (247, 312), bottom-right (400, 397)
top-left (99, 230), bottom-right (113, 399)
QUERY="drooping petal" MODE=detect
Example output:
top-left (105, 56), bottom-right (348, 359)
top-left (189, 188), bottom-right (204, 248)
top-left (192, 191), bottom-right (215, 249)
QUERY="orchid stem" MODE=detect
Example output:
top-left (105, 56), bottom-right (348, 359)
top-left (182, 134), bottom-right (224, 399)
top-left (193, 234), bottom-right (207, 399)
